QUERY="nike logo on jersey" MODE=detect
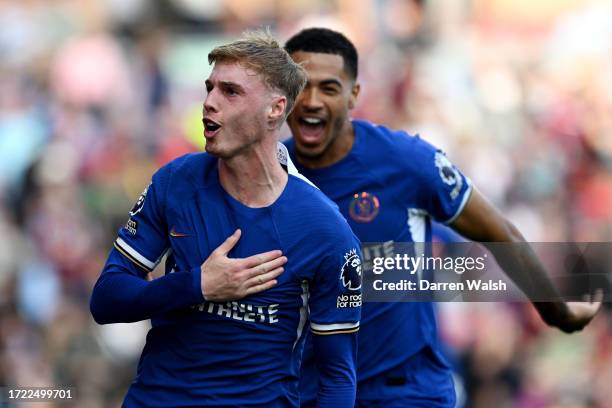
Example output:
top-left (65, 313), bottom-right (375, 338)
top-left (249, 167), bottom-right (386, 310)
top-left (170, 227), bottom-right (191, 237)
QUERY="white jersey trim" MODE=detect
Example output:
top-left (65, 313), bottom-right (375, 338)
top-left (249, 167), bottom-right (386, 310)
top-left (293, 280), bottom-right (310, 351)
top-left (277, 142), bottom-right (318, 189)
top-left (310, 321), bottom-right (360, 332)
top-left (115, 237), bottom-right (156, 270)
top-left (443, 177), bottom-right (473, 225)
top-left (407, 208), bottom-right (428, 280)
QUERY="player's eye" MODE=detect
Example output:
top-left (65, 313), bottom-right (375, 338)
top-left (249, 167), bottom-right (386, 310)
top-left (224, 86), bottom-right (238, 96)
top-left (322, 86), bottom-right (339, 95)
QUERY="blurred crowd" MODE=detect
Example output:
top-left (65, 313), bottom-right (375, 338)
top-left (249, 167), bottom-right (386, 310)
top-left (0, 0), bottom-right (610, 407)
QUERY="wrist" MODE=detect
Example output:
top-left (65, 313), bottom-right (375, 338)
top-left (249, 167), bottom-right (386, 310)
top-left (192, 265), bottom-right (206, 303)
top-left (534, 301), bottom-right (569, 327)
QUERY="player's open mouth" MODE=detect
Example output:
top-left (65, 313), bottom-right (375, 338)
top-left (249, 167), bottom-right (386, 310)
top-left (297, 116), bottom-right (327, 144)
top-left (203, 118), bottom-right (222, 138)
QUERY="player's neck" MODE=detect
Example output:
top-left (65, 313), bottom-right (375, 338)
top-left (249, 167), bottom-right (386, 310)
top-left (218, 139), bottom-right (288, 208)
top-left (297, 120), bottom-right (355, 169)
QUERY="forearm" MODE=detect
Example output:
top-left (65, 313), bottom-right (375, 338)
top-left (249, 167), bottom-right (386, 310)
top-left (484, 237), bottom-right (569, 325)
top-left (312, 333), bottom-right (357, 408)
top-left (449, 182), bottom-right (601, 332)
top-left (90, 251), bottom-right (203, 324)
top-left (452, 189), bottom-right (569, 325)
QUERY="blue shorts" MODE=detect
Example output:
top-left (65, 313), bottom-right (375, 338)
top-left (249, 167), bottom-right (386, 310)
top-left (355, 345), bottom-right (456, 407)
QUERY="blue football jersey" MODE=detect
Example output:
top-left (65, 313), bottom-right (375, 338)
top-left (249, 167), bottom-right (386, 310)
top-left (91, 146), bottom-right (362, 407)
top-left (285, 119), bottom-right (472, 401)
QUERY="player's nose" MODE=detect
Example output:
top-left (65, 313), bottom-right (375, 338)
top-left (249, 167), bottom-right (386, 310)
top-left (301, 88), bottom-right (324, 111)
top-left (204, 90), bottom-right (219, 113)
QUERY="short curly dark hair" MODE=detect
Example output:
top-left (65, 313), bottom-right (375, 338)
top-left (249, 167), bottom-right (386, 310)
top-left (285, 28), bottom-right (358, 80)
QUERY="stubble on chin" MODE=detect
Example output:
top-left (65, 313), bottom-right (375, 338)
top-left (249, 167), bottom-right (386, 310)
top-left (204, 141), bottom-right (219, 157)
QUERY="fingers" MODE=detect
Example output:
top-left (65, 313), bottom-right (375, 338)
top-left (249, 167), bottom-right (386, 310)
top-left (245, 266), bottom-right (284, 288)
top-left (242, 250), bottom-right (285, 269)
top-left (244, 256), bottom-right (287, 279)
top-left (214, 229), bottom-right (242, 256)
top-left (244, 278), bottom-right (280, 297)
top-left (580, 289), bottom-right (604, 310)
top-left (584, 289), bottom-right (604, 315)
top-left (592, 289), bottom-right (604, 304)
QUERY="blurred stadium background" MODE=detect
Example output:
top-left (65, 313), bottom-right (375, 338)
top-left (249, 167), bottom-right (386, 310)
top-left (0, 0), bottom-right (611, 407)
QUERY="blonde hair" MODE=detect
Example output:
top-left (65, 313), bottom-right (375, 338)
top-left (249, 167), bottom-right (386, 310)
top-left (208, 29), bottom-right (307, 120)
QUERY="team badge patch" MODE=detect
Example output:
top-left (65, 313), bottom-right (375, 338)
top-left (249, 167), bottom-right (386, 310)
top-left (340, 248), bottom-right (362, 291)
top-left (349, 192), bottom-right (380, 222)
top-left (130, 182), bottom-right (151, 216)
top-left (434, 151), bottom-right (463, 200)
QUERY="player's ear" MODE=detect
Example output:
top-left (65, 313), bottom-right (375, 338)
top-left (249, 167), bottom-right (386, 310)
top-left (269, 95), bottom-right (287, 122)
top-left (348, 82), bottom-right (360, 110)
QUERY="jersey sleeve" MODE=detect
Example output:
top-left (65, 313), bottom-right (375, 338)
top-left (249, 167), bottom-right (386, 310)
top-left (113, 166), bottom-right (170, 275)
top-left (312, 333), bottom-right (357, 407)
top-left (90, 163), bottom-right (204, 324)
top-left (308, 230), bottom-right (362, 336)
top-left (307, 223), bottom-right (361, 407)
top-left (414, 140), bottom-right (472, 224)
